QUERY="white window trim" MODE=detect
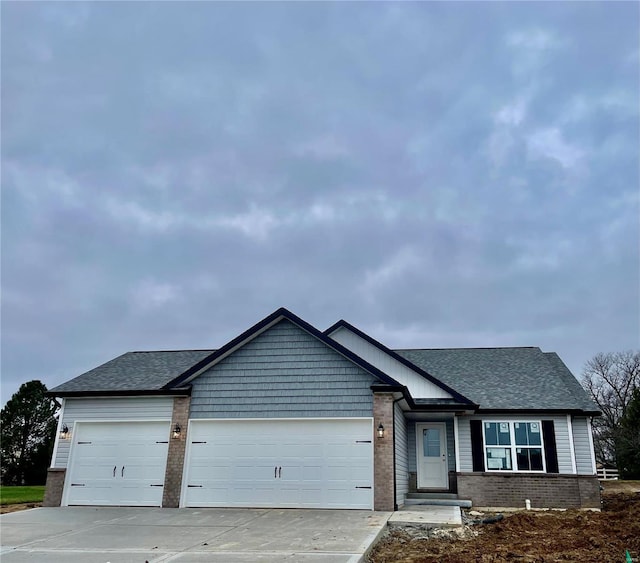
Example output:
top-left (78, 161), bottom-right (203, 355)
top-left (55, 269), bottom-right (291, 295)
top-left (482, 420), bottom-right (546, 473)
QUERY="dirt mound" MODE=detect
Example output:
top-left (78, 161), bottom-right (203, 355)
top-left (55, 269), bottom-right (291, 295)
top-left (369, 490), bottom-right (639, 563)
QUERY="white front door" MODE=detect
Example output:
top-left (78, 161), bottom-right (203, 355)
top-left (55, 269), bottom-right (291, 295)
top-left (64, 421), bottom-right (170, 506)
top-left (416, 422), bottom-right (448, 489)
top-left (183, 419), bottom-right (373, 509)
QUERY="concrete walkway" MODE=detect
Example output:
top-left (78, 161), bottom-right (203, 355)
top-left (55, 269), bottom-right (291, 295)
top-left (0, 507), bottom-right (391, 563)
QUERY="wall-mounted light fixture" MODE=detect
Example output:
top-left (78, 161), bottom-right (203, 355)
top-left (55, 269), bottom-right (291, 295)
top-left (60, 425), bottom-right (70, 440)
top-left (172, 423), bottom-right (181, 439)
top-left (377, 423), bottom-right (385, 439)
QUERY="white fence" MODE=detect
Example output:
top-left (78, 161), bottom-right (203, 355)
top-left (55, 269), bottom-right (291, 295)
top-left (597, 467), bottom-right (619, 480)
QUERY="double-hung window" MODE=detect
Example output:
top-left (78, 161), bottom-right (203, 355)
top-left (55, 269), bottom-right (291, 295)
top-left (483, 421), bottom-right (545, 472)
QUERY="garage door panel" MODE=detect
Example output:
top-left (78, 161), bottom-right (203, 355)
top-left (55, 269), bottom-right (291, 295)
top-left (184, 419), bottom-right (373, 509)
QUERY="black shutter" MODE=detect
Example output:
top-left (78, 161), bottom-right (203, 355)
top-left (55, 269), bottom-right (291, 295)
top-left (542, 420), bottom-right (559, 473)
top-left (470, 420), bottom-right (485, 472)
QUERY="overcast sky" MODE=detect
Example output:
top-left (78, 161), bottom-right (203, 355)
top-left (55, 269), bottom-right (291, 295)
top-left (2, 2), bottom-right (638, 406)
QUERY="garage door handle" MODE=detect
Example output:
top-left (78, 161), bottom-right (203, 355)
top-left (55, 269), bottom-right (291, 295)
top-left (274, 466), bottom-right (277, 478)
top-left (113, 466), bottom-right (116, 477)
top-left (278, 466), bottom-right (282, 478)
top-left (121, 466), bottom-right (125, 477)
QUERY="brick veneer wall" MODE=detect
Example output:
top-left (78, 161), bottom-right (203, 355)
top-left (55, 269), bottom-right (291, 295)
top-left (43, 468), bottom-right (66, 507)
top-left (457, 472), bottom-right (601, 509)
top-left (162, 396), bottom-right (191, 508)
top-left (373, 393), bottom-right (395, 511)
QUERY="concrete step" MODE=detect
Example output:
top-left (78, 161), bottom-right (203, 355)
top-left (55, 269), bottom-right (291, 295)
top-left (390, 505), bottom-right (463, 528)
top-left (407, 492), bottom-right (459, 500)
top-left (404, 498), bottom-right (472, 508)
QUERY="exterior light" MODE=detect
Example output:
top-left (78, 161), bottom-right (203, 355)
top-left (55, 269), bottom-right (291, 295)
top-left (60, 425), bottom-right (70, 440)
top-left (377, 423), bottom-right (385, 439)
top-left (172, 424), bottom-right (181, 439)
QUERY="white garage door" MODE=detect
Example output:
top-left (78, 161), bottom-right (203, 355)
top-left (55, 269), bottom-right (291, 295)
top-left (184, 419), bottom-right (373, 509)
top-left (64, 421), bottom-right (170, 506)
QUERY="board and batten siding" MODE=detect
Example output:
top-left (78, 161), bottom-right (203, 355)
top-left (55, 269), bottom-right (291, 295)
top-left (328, 327), bottom-right (452, 400)
top-left (407, 419), bottom-right (456, 473)
top-left (190, 319), bottom-right (377, 419)
top-left (457, 415), bottom-right (574, 474)
top-left (571, 416), bottom-right (596, 475)
top-left (394, 403), bottom-right (409, 508)
top-left (54, 397), bottom-right (174, 468)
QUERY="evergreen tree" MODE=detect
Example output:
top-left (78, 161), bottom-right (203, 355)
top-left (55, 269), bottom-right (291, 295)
top-left (1, 381), bottom-right (58, 485)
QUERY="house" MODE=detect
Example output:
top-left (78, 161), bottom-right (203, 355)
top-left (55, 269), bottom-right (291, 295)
top-left (44, 307), bottom-right (601, 511)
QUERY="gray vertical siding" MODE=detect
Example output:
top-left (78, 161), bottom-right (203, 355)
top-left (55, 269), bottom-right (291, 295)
top-left (408, 420), bottom-right (416, 472)
top-left (572, 416), bottom-right (595, 475)
top-left (54, 397), bottom-right (174, 468)
top-left (394, 403), bottom-right (409, 507)
top-left (445, 420), bottom-right (455, 472)
top-left (407, 419), bottom-right (455, 473)
top-left (190, 319), bottom-right (377, 418)
top-left (457, 417), bottom-right (473, 472)
top-left (457, 415), bottom-right (574, 474)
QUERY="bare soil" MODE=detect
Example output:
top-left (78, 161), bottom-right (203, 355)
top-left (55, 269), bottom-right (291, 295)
top-left (369, 481), bottom-right (640, 563)
top-left (0, 502), bottom-right (42, 514)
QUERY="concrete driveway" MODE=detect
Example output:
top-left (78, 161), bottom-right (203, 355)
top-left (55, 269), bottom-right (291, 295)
top-left (0, 507), bottom-right (391, 562)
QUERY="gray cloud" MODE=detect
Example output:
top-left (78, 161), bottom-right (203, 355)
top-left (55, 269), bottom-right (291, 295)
top-left (1, 2), bottom-right (638, 403)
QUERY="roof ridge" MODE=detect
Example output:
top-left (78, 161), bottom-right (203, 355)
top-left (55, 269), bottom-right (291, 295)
top-left (395, 346), bottom-right (539, 351)
top-left (130, 349), bottom-right (216, 353)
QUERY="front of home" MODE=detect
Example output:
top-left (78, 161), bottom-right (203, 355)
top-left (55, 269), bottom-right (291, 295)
top-left (45, 308), bottom-right (601, 511)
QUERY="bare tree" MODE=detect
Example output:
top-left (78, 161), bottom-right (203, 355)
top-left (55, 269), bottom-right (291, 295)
top-left (581, 350), bottom-right (640, 466)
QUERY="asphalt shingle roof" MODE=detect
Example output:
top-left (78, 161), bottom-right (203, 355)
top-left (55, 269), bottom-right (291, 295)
top-left (49, 350), bottom-right (213, 394)
top-left (49, 344), bottom-right (597, 413)
top-left (395, 347), bottom-right (598, 411)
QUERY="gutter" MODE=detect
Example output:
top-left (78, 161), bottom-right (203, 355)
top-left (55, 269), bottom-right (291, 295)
top-left (46, 387), bottom-right (192, 398)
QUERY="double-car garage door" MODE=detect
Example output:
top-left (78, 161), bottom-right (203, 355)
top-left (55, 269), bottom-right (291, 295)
top-left (64, 418), bottom-right (373, 509)
top-left (183, 419), bottom-right (373, 509)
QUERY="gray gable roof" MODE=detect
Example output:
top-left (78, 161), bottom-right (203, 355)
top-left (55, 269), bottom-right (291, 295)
top-left (47, 309), bottom-right (598, 414)
top-left (49, 350), bottom-right (213, 395)
top-left (395, 347), bottom-right (598, 412)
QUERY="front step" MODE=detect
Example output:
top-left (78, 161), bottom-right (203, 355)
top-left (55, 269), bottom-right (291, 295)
top-left (390, 504), bottom-right (463, 527)
top-left (407, 492), bottom-right (459, 500)
top-left (404, 493), bottom-right (471, 508)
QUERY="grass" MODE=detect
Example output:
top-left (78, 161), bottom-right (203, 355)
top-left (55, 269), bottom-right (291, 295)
top-left (0, 485), bottom-right (45, 505)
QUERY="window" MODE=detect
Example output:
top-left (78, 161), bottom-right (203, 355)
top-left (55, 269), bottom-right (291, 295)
top-left (483, 421), bottom-right (545, 472)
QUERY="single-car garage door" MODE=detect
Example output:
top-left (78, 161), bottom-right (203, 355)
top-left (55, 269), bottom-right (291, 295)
top-left (64, 421), bottom-right (170, 506)
top-left (183, 419), bottom-right (373, 509)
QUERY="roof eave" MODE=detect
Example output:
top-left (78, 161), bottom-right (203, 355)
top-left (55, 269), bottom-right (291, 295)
top-left (47, 387), bottom-right (192, 398)
top-left (475, 408), bottom-right (602, 416)
top-left (370, 384), bottom-right (479, 413)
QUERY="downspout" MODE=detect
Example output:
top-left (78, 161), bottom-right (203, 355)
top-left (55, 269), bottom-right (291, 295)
top-left (392, 396), bottom-right (404, 512)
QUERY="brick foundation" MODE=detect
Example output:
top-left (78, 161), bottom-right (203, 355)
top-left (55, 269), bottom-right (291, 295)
top-left (373, 393), bottom-right (395, 511)
top-left (43, 468), bottom-right (66, 507)
top-left (457, 472), bottom-right (601, 509)
top-left (162, 396), bottom-right (191, 508)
